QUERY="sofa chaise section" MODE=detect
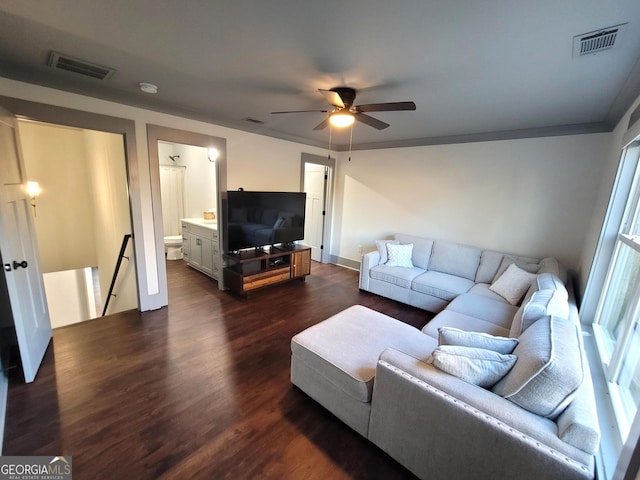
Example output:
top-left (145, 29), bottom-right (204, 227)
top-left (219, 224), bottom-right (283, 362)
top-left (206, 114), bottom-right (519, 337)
top-left (290, 305), bottom-right (436, 437)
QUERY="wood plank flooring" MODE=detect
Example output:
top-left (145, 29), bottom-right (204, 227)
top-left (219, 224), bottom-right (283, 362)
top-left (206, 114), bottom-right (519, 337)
top-left (4, 260), bottom-right (432, 479)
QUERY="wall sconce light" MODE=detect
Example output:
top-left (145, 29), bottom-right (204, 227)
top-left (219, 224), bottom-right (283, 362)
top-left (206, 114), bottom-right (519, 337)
top-left (329, 110), bottom-right (355, 128)
top-left (26, 181), bottom-right (41, 216)
top-left (208, 148), bottom-right (219, 162)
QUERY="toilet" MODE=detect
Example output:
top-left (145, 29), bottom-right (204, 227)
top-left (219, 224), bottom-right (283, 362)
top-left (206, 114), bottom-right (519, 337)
top-left (164, 235), bottom-right (183, 260)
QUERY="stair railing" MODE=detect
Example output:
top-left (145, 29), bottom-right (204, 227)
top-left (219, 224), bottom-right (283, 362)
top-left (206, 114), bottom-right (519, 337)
top-left (102, 234), bottom-right (132, 317)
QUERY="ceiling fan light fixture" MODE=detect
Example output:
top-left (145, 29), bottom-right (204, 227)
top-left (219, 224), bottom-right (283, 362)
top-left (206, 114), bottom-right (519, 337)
top-left (329, 110), bottom-right (355, 128)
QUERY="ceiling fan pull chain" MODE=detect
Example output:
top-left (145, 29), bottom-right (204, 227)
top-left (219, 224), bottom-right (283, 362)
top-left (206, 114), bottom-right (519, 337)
top-left (328, 124), bottom-right (333, 159)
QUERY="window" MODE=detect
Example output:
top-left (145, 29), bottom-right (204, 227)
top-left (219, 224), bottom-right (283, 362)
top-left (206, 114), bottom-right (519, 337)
top-left (593, 142), bottom-right (640, 442)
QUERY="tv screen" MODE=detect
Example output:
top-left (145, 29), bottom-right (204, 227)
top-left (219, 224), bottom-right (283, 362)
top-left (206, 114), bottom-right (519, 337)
top-left (224, 191), bottom-right (306, 251)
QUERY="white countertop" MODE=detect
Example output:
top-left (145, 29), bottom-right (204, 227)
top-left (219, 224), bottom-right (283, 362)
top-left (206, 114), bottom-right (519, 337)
top-left (181, 218), bottom-right (217, 230)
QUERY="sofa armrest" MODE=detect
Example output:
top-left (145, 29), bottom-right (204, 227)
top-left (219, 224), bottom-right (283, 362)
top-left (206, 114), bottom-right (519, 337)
top-left (368, 348), bottom-right (595, 480)
top-left (359, 250), bottom-right (380, 290)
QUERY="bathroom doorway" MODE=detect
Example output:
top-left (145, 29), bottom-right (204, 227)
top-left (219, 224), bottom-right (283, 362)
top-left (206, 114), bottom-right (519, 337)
top-left (157, 141), bottom-right (217, 239)
top-left (17, 120), bottom-right (138, 328)
top-left (147, 125), bottom-right (227, 291)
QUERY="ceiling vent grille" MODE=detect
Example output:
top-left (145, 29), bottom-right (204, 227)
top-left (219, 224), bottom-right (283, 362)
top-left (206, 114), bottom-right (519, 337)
top-left (573, 24), bottom-right (627, 57)
top-left (48, 51), bottom-right (116, 80)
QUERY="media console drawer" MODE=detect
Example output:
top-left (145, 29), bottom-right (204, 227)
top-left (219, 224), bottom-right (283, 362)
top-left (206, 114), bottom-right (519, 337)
top-left (243, 267), bottom-right (291, 291)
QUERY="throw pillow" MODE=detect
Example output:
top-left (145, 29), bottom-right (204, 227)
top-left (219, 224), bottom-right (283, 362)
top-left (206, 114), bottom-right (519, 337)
top-left (438, 327), bottom-right (519, 355)
top-left (492, 316), bottom-right (584, 418)
top-left (492, 256), bottom-right (539, 283)
top-left (489, 263), bottom-right (537, 305)
top-left (376, 239), bottom-right (399, 264)
top-left (386, 243), bottom-right (414, 268)
top-left (428, 345), bottom-right (517, 388)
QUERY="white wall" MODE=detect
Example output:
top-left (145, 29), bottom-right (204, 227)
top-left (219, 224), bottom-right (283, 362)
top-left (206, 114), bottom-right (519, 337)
top-left (84, 129), bottom-right (138, 315)
top-left (333, 134), bottom-right (611, 271)
top-left (42, 269), bottom-right (93, 328)
top-left (18, 121), bottom-right (98, 272)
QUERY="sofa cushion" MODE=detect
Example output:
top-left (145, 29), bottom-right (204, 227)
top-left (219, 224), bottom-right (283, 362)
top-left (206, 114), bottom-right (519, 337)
top-left (510, 288), bottom-right (570, 337)
top-left (386, 243), bottom-right (414, 268)
top-left (493, 316), bottom-right (584, 418)
top-left (428, 241), bottom-right (482, 281)
top-left (536, 272), bottom-right (568, 298)
top-left (376, 239), bottom-right (398, 264)
top-left (475, 250), bottom-right (507, 284)
top-left (438, 327), bottom-right (519, 354)
top-left (395, 234), bottom-right (434, 269)
top-left (370, 265), bottom-right (425, 288)
top-left (538, 257), bottom-right (568, 284)
top-left (492, 256), bottom-right (540, 283)
top-left (423, 310), bottom-right (511, 339)
top-left (466, 283), bottom-right (511, 303)
top-left (490, 263), bottom-right (537, 305)
top-left (428, 345), bottom-right (517, 388)
top-left (522, 270), bottom-right (569, 304)
top-left (291, 305), bottom-right (437, 403)
top-left (411, 271), bottom-right (475, 301)
top-left (445, 293), bottom-right (518, 329)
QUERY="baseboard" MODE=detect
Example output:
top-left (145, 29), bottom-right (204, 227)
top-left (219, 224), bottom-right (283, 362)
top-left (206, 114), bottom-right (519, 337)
top-left (332, 255), bottom-right (360, 271)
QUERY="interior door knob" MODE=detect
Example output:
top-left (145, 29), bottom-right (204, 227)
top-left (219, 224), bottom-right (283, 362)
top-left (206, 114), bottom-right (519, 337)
top-left (12, 260), bottom-right (28, 269)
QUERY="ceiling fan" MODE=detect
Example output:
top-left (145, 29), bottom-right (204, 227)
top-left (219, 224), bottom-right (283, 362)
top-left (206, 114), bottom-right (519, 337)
top-left (271, 87), bottom-right (416, 131)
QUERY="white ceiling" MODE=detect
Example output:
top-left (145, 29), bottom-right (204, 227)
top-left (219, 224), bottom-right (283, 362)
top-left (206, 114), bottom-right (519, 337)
top-left (1, 0), bottom-right (640, 149)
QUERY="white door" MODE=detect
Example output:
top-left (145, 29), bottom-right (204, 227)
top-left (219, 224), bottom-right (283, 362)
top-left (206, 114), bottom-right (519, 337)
top-left (0, 106), bottom-right (52, 383)
top-left (303, 163), bottom-right (327, 262)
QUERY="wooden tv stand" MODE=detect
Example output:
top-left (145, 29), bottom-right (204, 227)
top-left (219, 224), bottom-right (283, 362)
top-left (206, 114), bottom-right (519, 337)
top-left (223, 244), bottom-right (311, 295)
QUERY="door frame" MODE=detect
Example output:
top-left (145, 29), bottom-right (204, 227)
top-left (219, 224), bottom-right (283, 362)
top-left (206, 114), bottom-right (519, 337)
top-left (300, 152), bottom-right (335, 264)
top-left (0, 96), bottom-right (157, 310)
top-left (146, 125), bottom-right (227, 290)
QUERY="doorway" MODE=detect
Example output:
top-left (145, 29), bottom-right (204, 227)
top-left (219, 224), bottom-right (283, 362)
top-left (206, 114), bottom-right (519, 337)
top-left (301, 152), bottom-right (335, 263)
top-left (147, 125), bottom-right (227, 290)
top-left (17, 120), bottom-right (137, 327)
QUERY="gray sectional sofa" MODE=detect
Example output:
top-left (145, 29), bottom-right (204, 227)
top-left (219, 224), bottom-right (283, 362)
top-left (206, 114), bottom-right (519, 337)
top-left (290, 233), bottom-right (600, 480)
top-left (359, 233), bottom-right (566, 314)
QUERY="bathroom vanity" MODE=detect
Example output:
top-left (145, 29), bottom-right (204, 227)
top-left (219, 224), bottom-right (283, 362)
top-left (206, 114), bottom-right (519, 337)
top-left (181, 218), bottom-right (220, 280)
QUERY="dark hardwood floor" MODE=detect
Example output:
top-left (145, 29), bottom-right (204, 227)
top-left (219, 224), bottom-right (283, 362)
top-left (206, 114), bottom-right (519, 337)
top-left (4, 260), bottom-right (432, 479)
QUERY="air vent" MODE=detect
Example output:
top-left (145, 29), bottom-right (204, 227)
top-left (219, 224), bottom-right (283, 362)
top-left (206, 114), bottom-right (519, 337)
top-left (243, 117), bottom-right (265, 125)
top-left (573, 24), bottom-right (627, 57)
top-left (48, 51), bottom-right (116, 80)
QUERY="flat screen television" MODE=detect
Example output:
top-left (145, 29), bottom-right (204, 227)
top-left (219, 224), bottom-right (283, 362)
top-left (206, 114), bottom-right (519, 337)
top-left (224, 191), bottom-right (306, 252)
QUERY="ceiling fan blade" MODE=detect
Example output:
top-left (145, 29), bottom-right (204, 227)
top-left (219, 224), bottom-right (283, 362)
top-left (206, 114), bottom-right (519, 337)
top-left (318, 89), bottom-right (345, 108)
top-left (271, 109), bottom-right (328, 114)
top-left (313, 118), bottom-right (329, 131)
top-left (355, 101), bottom-right (416, 113)
top-left (355, 113), bottom-right (389, 130)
